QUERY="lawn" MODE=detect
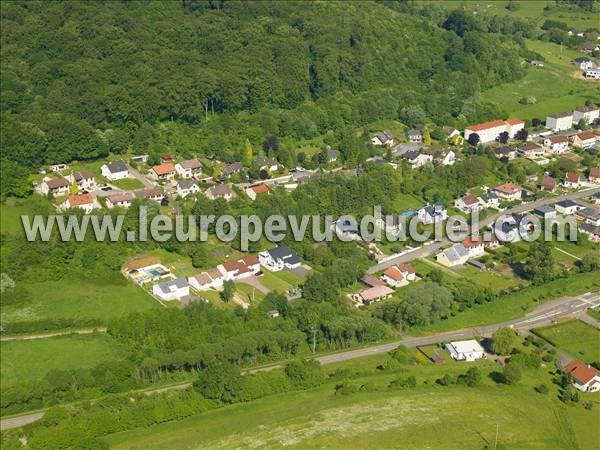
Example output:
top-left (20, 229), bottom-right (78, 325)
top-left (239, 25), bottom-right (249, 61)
top-left (109, 178), bottom-right (145, 190)
top-left (258, 270), bottom-right (296, 292)
top-left (1, 196), bottom-right (54, 236)
top-left (588, 307), bottom-right (600, 322)
top-left (388, 192), bottom-right (423, 212)
top-left (533, 320), bottom-right (600, 363)
top-left (236, 282), bottom-right (265, 304)
top-left (455, 265), bottom-right (522, 292)
top-left (1, 334), bottom-right (122, 390)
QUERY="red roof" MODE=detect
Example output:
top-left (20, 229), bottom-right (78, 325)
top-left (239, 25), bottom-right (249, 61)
top-left (462, 236), bottom-right (484, 248)
top-left (506, 118), bottom-right (524, 125)
top-left (541, 176), bottom-right (556, 190)
top-left (462, 194), bottom-right (479, 205)
top-left (251, 185), bottom-right (269, 194)
top-left (565, 172), bottom-right (580, 183)
top-left (494, 182), bottom-right (522, 194)
top-left (521, 143), bottom-right (542, 152)
top-left (548, 135), bottom-right (568, 144)
top-left (466, 120), bottom-right (506, 132)
top-left (151, 163), bottom-right (175, 175)
top-left (576, 130), bottom-right (595, 141)
top-left (67, 193), bottom-right (93, 206)
top-left (383, 266), bottom-right (404, 282)
top-left (589, 167), bottom-right (600, 178)
top-left (563, 359), bottom-right (600, 385)
top-left (397, 263), bottom-right (415, 274)
top-left (47, 177), bottom-right (69, 189)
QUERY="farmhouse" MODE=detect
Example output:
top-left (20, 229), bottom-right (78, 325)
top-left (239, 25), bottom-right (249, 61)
top-left (545, 112), bottom-right (573, 132)
top-left (371, 130), bottom-right (396, 147)
top-left (62, 193), bottom-right (96, 213)
top-left (38, 177), bottom-right (70, 196)
top-left (563, 172), bottom-right (581, 189)
top-left (572, 130), bottom-right (596, 149)
top-left (152, 278), bottom-right (189, 301)
top-left (573, 106), bottom-right (599, 125)
top-left (217, 255), bottom-right (260, 281)
top-left (493, 182), bottom-right (523, 201)
top-left (149, 163), bottom-right (176, 181)
top-left (543, 135), bottom-right (569, 154)
top-left (259, 244), bottom-right (301, 271)
top-left (436, 243), bottom-right (469, 267)
top-left (106, 192), bottom-right (133, 208)
top-left (134, 187), bottom-right (163, 202)
top-left (188, 268), bottom-right (224, 291)
top-left (175, 159), bottom-right (202, 178)
top-left (417, 203), bottom-right (447, 224)
top-left (540, 176), bottom-right (557, 192)
top-left (101, 160), bottom-right (128, 180)
top-left (463, 119), bottom-right (524, 143)
top-left (205, 183), bottom-right (235, 201)
top-left (445, 340), bottom-right (485, 362)
top-left (245, 184), bottom-right (270, 200)
top-left (69, 170), bottom-right (96, 190)
top-left (354, 285), bottom-right (394, 305)
top-left (562, 359), bottom-right (600, 393)
top-left (454, 194), bottom-right (481, 213)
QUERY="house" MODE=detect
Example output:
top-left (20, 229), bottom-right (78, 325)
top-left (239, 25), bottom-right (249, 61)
top-left (445, 340), bottom-right (485, 362)
top-left (497, 214), bottom-right (531, 242)
top-left (572, 130), bottom-right (596, 149)
top-left (580, 42), bottom-right (599, 53)
top-left (221, 162), bottom-right (244, 178)
top-left (37, 177), bottom-right (70, 196)
top-left (461, 236), bottom-right (486, 258)
top-left (354, 285), bottom-right (394, 305)
top-left (403, 150), bottom-right (432, 168)
top-left (442, 126), bottom-right (462, 144)
top-left (540, 175), bottom-right (557, 192)
top-left (62, 193), bottom-right (96, 213)
top-left (573, 57), bottom-right (594, 70)
top-left (546, 112), bottom-right (573, 132)
top-left (245, 184), bottom-right (270, 200)
top-left (149, 163), bottom-right (176, 181)
top-left (425, 146), bottom-right (456, 166)
top-left (588, 167), bottom-right (600, 183)
top-left (563, 172), bottom-right (581, 188)
top-left (106, 192), bottom-right (134, 208)
top-left (530, 60), bottom-right (544, 67)
top-left (555, 199), bottom-right (584, 215)
top-left (69, 171), bottom-right (96, 191)
top-left (580, 223), bottom-right (600, 243)
top-left (436, 243), bottom-right (469, 267)
top-left (573, 106), bottom-right (599, 125)
top-left (381, 263), bottom-right (416, 288)
top-left (260, 157), bottom-right (280, 172)
top-left (371, 131), bottom-right (395, 147)
top-left (518, 143), bottom-right (545, 158)
top-left (176, 179), bottom-right (200, 198)
top-left (131, 154), bottom-right (149, 164)
top-left (101, 160), bottom-right (129, 181)
top-left (562, 359), bottom-right (600, 392)
top-left (49, 163), bottom-right (69, 173)
top-left (217, 255), bottom-right (260, 281)
top-left (454, 194), bottom-right (481, 213)
top-left (584, 68), bottom-right (600, 79)
top-left (464, 120), bottom-right (506, 143)
top-left (577, 207), bottom-right (600, 226)
top-left (175, 159), bottom-right (202, 179)
top-left (405, 129), bottom-right (422, 143)
top-left (152, 278), bottom-right (189, 301)
top-left (134, 187), bottom-right (163, 202)
top-left (418, 204), bottom-right (447, 224)
top-left (493, 182), bottom-right (523, 201)
top-left (123, 256), bottom-right (170, 283)
top-left (326, 149), bottom-right (338, 163)
top-left (590, 192), bottom-right (600, 204)
top-left (188, 268), bottom-right (224, 291)
top-left (543, 135), bottom-right (569, 154)
top-left (534, 205), bottom-right (557, 220)
top-left (205, 184), bottom-right (235, 201)
top-left (361, 274), bottom-right (387, 288)
top-left (479, 191), bottom-right (499, 209)
top-left (493, 146), bottom-right (516, 160)
top-left (505, 118), bottom-right (525, 138)
top-left (259, 244), bottom-right (301, 271)
top-left (568, 29), bottom-right (584, 37)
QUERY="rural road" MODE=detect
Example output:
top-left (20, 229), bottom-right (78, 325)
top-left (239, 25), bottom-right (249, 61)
top-left (0, 328), bottom-right (107, 342)
top-left (1, 292), bottom-right (598, 431)
top-left (367, 186), bottom-right (600, 274)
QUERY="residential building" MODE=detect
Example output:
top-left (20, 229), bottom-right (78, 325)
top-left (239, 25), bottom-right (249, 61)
top-left (573, 106), bottom-right (599, 125)
top-left (149, 163), bottom-right (176, 181)
top-left (505, 118), bottom-right (525, 138)
top-left (134, 187), bottom-right (163, 202)
top-left (106, 192), bottom-right (133, 208)
top-left (562, 359), bottom-right (600, 392)
top-left (381, 263), bottom-right (416, 288)
top-left (221, 162), bottom-right (243, 178)
top-left (101, 160), bottom-right (129, 180)
top-left (175, 159), bottom-right (202, 179)
top-left (576, 207), bottom-right (600, 226)
top-left (540, 175), bottom-right (557, 192)
top-left (371, 131), bottom-right (395, 147)
top-left (563, 172), bottom-right (581, 188)
top-left (354, 285), bottom-right (394, 305)
top-left (424, 146), bottom-right (456, 165)
top-left (588, 167), bottom-right (600, 183)
top-left (130, 154), bottom-right (149, 164)
top-left (326, 148), bottom-right (338, 163)
top-left (572, 130), bottom-right (596, 149)
top-left (464, 119), bottom-right (523, 143)
top-left (152, 278), bottom-right (189, 301)
top-left (591, 192), bottom-right (600, 204)
top-left (403, 150), bottom-right (432, 168)
top-left (518, 142), bottom-right (545, 158)
top-left (217, 255), bottom-right (260, 281)
top-left (478, 191), bottom-right (499, 209)
top-left (493, 146), bottom-right (516, 160)
top-left (436, 243), bottom-right (469, 267)
top-left (259, 244), bottom-right (301, 271)
top-left (546, 112), bottom-right (573, 132)
top-left (69, 171), bottom-right (96, 191)
top-left (461, 236), bottom-right (486, 258)
top-left (37, 177), bottom-right (70, 196)
top-left (188, 268), bottom-right (224, 291)
top-left (418, 203), bottom-right (447, 224)
top-left (555, 199), bottom-right (584, 215)
top-left (49, 163), bottom-right (69, 173)
top-left (442, 126), bottom-right (462, 144)
top-left (176, 179), bottom-right (200, 198)
top-left (584, 68), bottom-right (600, 79)
top-left (534, 205), bottom-right (556, 220)
top-left (205, 184), bottom-right (235, 201)
top-left (493, 182), bottom-right (523, 201)
top-left (404, 129), bottom-right (422, 143)
top-left (543, 135), bottom-right (569, 154)
top-left (445, 340), bottom-right (485, 362)
top-left (568, 29), bottom-right (584, 37)
top-left (580, 223), bottom-right (600, 243)
top-left (574, 57), bottom-right (594, 70)
top-left (580, 42), bottom-right (600, 53)
top-left (530, 60), bottom-right (544, 67)
top-left (245, 184), bottom-right (270, 200)
top-left (260, 157), bottom-right (280, 172)
top-left (62, 193), bottom-right (96, 213)
top-left (454, 194), bottom-right (481, 213)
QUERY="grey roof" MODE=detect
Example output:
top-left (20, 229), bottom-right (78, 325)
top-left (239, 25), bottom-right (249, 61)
top-left (422, 203), bottom-right (445, 217)
top-left (135, 187), bottom-right (162, 198)
top-left (336, 218), bottom-right (359, 234)
top-left (105, 160), bottom-right (128, 173)
top-left (179, 159), bottom-right (201, 170)
top-left (156, 278), bottom-right (188, 293)
top-left (444, 243), bottom-right (468, 262)
top-left (405, 129), bottom-right (422, 137)
top-left (261, 157), bottom-right (278, 167)
top-left (480, 191), bottom-right (497, 202)
top-left (266, 244), bottom-right (299, 265)
top-left (548, 112), bottom-right (572, 119)
top-left (375, 130), bottom-right (394, 142)
top-left (326, 149), bottom-right (338, 161)
top-left (177, 179), bottom-right (197, 190)
top-left (494, 146), bottom-right (513, 155)
top-left (534, 205), bottom-right (555, 215)
top-left (575, 106), bottom-right (599, 113)
top-left (221, 162), bottom-right (243, 175)
top-left (580, 223), bottom-right (600, 236)
top-left (207, 184), bottom-right (233, 197)
top-left (556, 199), bottom-right (579, 208)
top-left (578, 207), bottom-right (600, 220)
top-left (403, 150), bottom-right (420, 161)
top-left (574, 57), bottom-right (592, 63)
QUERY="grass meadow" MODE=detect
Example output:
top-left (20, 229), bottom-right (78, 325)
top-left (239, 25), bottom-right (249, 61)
top-left (533, 320), bottom-right (600, 363)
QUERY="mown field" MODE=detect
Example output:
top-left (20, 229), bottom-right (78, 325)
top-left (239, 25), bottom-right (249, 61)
top-left (1, 334), bottom-right (122, 390)
top-left (533, 320), bottom-right (600, 363)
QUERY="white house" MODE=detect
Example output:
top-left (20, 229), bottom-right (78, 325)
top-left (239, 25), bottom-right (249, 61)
top-left (436, 243), bottom-right (469, 267)
top-left (572, 131), bottom-right (596, 149)
top-left (69, 171), bottom-right (96, 191)
top-left (418, 204), bottom-right (447, 224)
top-left (106, 192), bottom-right (133, 208)
top-left (403, 151), bottom-right (432, 168)
top-left (574, 57), bottom-right (594, 70)
top-left (543, 135), bottom-right (569, 154)
top-left (188, 268), bottom-right (224, 291)
top-left (245, 184), bottom-right (270, 200)
top-left (454, 194), bottom-right (481, 213)
top-left (425, 147), bottom-right (456, 166)
top-left (463, 119), bottom-right (524, 143)
top-left (101, 160), bottom-right (129, 181)
top-left (37, 177), bottom-right (70, 196)
top-left (260, 157), bottom-right (280, 172)
top-left (381, 263), bottom-right (416, 288)
top-left (563, 359), bottom-right (600, 393)
top-left (371, 131), bottom-right (395, 147)
top-left (175, 159), bottom-right (202, 179)
top-left (563, 172), bottom-right (581, 188)
top-left (478, 191), bottom-right (499, 209)
top-left (259, 244), bottom-right (301, 271)
top-left (584, 68), bottom-right (600, 79)
top-left (445, 340), bottom-right (485, 362)
top-left (62, 193), bottom-right (96, 213)
top-left (149, 163), bottom-right (176, 181)
top-left (546, 112), bottom-right (573, 132)
top-left (573, 106), bottom-right (599, 125)
top-left (533, 205), bottom-right (557, 220)
top-left (461, 236), bottom-right (486, 258)
top-left (152, 278), bottom-right (189, 301)
top-left (49, 163), bottom-right (69, 173)
top-left (518, 143), bottom-right (545, 158)
top-left (555, 199), bottom-right (584, 215)
top-left (217, 255), bottom-right (260, 280)
top-left (493, 182), bottom-right (523, 201)
top-left (176, 179), bottom-right (200, 199)
top-left (405, 129), bottom-right (422, 143)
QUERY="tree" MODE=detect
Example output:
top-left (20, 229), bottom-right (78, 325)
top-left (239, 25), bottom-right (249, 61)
top-left (503, 362), bottom-right (522, 384)
top-left (491, 327), bottom-right (515, 355)
top-left (243, 139), bottom-right (254, 166)
top-left (458, 367), bottom-right (481, 387)
top-left (531, 117), bottom-right (542, 127)
top-left (467, 132), bottom-right (480, 147)
top-left (506, 0), bottom-right (520, 11)
top-left (577, 118), bottom-right (589, 130)
top-left (497, 131), bottom-right (509, 144)
top-left (523, 242), bottom-right (554, 283)
top-left (220, 280), bottom-right (235, 302)
top-left (515, 128), bottom-right (528, 141)
top-left (423, 127), bottom-right (432, 146)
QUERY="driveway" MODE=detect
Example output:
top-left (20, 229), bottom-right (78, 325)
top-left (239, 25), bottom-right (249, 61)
top-left (127, 164), bottom-right (156, 188)
top-left (237, 275), bottom-right (269, 294)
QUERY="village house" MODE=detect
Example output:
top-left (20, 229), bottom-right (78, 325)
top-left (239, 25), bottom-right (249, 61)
top-left (543, 135), bottom-right (569, 154)
top-left (464, 119), bottom-right (524, 143)
top-left (49, 163), bottom-right (69, 173)
top-left (588, 167), bottom-right (600, 183)
top-left (572, 130), bottom-right (596, 149)
top-left (123, 256), bottom-right (171, 284)
top-left (454, 194), bottom-right (481, 214)
top-left (562, 359), bottom-right (600, 392)
top-left (546, 112), bottom-right (574, 132)
top-left (540, 175), bottom-right (557, 192)
top-left (152, 278), bottom-right (189, 301)
top-left (493, 146), bottom-right (516, 160)
top-left (130, 154), bottom-right (149, 165)
top-left (245, 184), bottom-right (269, 201)
top-left (134, 186), bottom-right (163, 202)
top-left (188, 268), bottom-right (224, 291)
top-left (436, 243), bottom-right (469, 267)
top-left (404, 129), bottom-right (422, 143)
top-left (69, 170), bottom-right (96, 191)
top-left (260, 157), bottom-right (280, 172)
top-left (573, 106), bottom-right (599, 125)
top-left (493, 182), bottom-right (523, 201)
top-left (175, 159), bottom-right (202, 179)
top-left (325, 148), bottom-right (339, 163)
top-left (574, 57), bottom-right (594, 70)
top-left (403, 150), bottom-right (432, 168)
top-left (518, 142), bottom-right (545, 158)
top-left (585, 68), bottom-right (600, 78)
top-left (37, 177), bottom-right (70, 196)
top-left (176, 179), bottom-right (200, 198)
top-left (221, 162), bottom-right (244, 178)
top-left (534, 205), bottom-right (557, 221)
top-left (445, 340), bottom-right (485, 362)
top-left (530, 60), bottom-right (544, 67)
top-left (371, 130), bottom-right (396, 147)
top-left (478, 191), bottom-right (499, 209)
top-left (205, 183), bottom-right (235, 201)
top-left (217, 255), bottom-right (261, 281)
top-left (106, 192), bottom-right (134, 208)
top-left (62, 193), bottom-right (96, 213)
top-left (149, 163), bottom-right (176, 181)
top-left (424, 146), bottom-right (456, 166)
top-left (563, 172), bottom-right (581, 189)
top-left (418, 203), bottom-right (447, 224)
top-left (580, 223), bottom-right (600, 243)
top-left (101, 160), bottom-right (129, 181)
top-left (381, 263), bottom-right (416, 288)
top-left (580, 42), bottom-right (600, 53)
top-left (442, 126), bottom-right (463, 144)
top-left (590, 192), bottom-right (600, 204)
top-left (568, 29), bottom-right (584, 37)
top-left (555, 199), bottom-right (584, 215)
top-left (354, 285), bottom-right (394, 305)
top-left (259, 244), bottom-right (301, 271)
top-left (577, 207), bottom-right (600, 226)
top-left (461, 236), bottom-right (486, 258)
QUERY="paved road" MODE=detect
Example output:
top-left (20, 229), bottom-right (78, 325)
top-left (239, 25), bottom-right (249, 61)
top-left (127, 164), bottom-right (156, 188)
top-left (2, 291), bottom-right (598, 431)
top-left (367, 186), bottom-right (600, 274)
top-left (0, 328), bottom-right (107, 342)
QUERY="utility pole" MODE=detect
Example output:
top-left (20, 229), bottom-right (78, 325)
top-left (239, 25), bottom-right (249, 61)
top-left (494, 423), bottom-right (499, 450)
top-left (311, 329), bottom-right (317, 353)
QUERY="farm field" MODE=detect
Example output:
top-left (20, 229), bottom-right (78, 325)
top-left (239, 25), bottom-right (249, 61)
top-left (1, 334), bottom-right (122, 389)
top-left (533, 320), bottom-right (600, 363)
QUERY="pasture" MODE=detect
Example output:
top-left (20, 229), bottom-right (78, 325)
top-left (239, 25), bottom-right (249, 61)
top-left (533, 320), bottom-right (600, 363)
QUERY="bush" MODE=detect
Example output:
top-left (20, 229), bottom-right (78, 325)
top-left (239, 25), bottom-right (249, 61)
top-left (535, 384), bottom-right (549, 394)
top-left (389, 375), bottom-right (416, 389)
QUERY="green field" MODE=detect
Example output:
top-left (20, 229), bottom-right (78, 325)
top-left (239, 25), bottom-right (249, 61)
top-left (1, 334), bottom-right (122, 389)
top-left (589, 308), bottom-right (600, 321)
top-left (258, 270), bottom-right (301, 292)
top-left (533, 320), bottom-right (600, 363)
top-left (109, 178), bottom-right (145, 191)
